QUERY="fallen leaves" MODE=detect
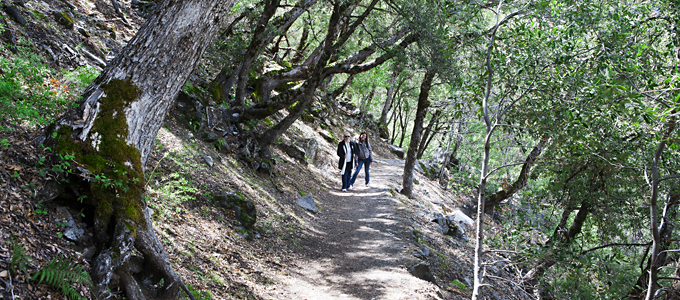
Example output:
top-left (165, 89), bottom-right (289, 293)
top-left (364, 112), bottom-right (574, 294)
top-left (5, 164), bottom-right (23, 172)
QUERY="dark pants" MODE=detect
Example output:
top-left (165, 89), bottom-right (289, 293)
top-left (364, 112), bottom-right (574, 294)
top-left (341, 162), bottom-right (353, 189)
top-left (350, 158), bottom-right (371, 185)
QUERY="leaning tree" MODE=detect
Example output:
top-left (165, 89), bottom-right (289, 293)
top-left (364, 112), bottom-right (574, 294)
top-left (43, 0), bottom-right (236, 298)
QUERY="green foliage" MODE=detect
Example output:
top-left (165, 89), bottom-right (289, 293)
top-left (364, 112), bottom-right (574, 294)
top-left (32, 255), bottom-right (92, 300)
top-left (544, 252), bottom-right (638, 299)
top-left (185, 284), bottom-right (212, 300)
top-left (450, 279), bottom-right (466, 290)
top-left (148, 172), bottom-right (198, 219)
top-left (9, 242), bottom-right (32, 277)
top-left (61, 66), bottom-right (100, 92)
top-left (0, 47), bottom-right (75, 130)
top-left (215, 139), bottom-right (227, 151)
top-left (34, 201), bottom-right (48, 215)
top-left (0, 138), bottom-right (9, 146)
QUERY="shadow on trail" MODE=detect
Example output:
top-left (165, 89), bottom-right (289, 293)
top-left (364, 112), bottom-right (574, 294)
top-left (281, 159), bottom-right (437, 300)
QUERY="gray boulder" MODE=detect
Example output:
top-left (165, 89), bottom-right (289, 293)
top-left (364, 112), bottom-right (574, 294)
top-left (54, 207), bottom-right (84, 242)
top-left (409, 262), bottom-right (434, 282)
top-left (434, 215), bottom-right (465, 240)
top-left (199, 130), bottom-right (219, 142)
top-left (297, 196), bottom-right (318, 213)
top-left (417, 160), bottom-right (439, 179)
top-left (319, 130), bottom-right (334, 143)
top-left (388, 145), bottom-right (404, 159)
top-left (4, 4), bottom-right (27, 25)
top-left (202, 155), bottom-right (214, 168)
top-left (305, 138), bottom-right (319, 163)
top-left (277, 142), bottom-right (307, 164)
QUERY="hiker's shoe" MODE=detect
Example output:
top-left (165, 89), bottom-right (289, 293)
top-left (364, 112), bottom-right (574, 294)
top-left (348, 185), bottom-right (353, 190)
top-left (365, 183), bottom-right (370, 187)
top-left (342, 188), bottom-right (347, 192)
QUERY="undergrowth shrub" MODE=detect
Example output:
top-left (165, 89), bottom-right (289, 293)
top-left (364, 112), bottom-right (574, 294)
top-left (147, 171), bottom-right (198, 219)
top-left (61, 65), bottom-right (99, 92)
top-left (186, 284), bottom-right (212, 300)
top-left (9, 242), bottom-right (32, 277)
top-left (32, 255), bottom-right (92, 300)
top-left (0, 45), bottom-right (99, 130)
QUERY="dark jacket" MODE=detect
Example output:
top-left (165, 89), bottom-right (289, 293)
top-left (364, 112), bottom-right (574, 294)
top-left (356, 139), bottom-right (373, 161)
top-left (337, 140), bottom-right (357, 169)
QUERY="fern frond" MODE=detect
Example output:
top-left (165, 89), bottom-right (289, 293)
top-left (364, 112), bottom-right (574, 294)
top-left (9, 242), bottom-right (32, 277)
top-left (32, 255), bottom-right (92, 300)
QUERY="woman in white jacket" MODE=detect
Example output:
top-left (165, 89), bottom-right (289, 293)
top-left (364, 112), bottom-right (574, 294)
top-left (336, 132), bottom-right (356, 191)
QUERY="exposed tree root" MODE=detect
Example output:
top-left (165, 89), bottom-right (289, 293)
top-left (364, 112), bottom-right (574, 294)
top-left (92, 209), bottom-right (194, 300)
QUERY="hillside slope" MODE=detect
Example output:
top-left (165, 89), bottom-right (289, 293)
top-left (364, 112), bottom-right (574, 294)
top-left (0, 0), bottom-right (532, 298)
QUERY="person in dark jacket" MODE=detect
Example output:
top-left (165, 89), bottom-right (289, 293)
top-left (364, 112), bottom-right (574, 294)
top-left (350, 131), bottom-right (374, 188)
top-left (336, 132), bottom-right (356, 191)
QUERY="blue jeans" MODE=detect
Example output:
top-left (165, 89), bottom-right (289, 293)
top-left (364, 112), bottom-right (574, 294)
top-left (342, 162), bottom-right (353, 189)
top-left (350, 158), bottom-right (370, 186)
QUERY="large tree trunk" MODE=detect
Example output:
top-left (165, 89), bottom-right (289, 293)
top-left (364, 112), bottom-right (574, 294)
top-left (47, 0), bottom-right (235, 298)
top-left (401, 68), bottom-right (436, 198)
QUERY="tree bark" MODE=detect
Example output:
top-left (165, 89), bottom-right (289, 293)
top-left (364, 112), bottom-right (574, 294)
top-left (401, 68), bottom-right (436, 198)
top-left (483, 134), bottom-right (550, 213)
top-left (416, 109), bottom-right (442, 159)
top-left (257, 0), bottom-right (363, 149)
top-left (233, 0), bottom-right (281, 107)
top-left (47, 0), bottom-right (235, 298)
top-left (626, 116), bottom-right (678, 299)
top-left (389, 97), bottom-right (400, 144)
top-left (379, 64), bottom-right (400, 125)
top-left (360, 85), bottom-right (376, 113)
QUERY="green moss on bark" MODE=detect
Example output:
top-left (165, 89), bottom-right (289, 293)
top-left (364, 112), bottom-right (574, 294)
top-left (54, 79), bottom-right (146, 238)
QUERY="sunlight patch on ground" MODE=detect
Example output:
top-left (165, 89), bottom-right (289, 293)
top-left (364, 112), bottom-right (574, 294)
top-left (155, 126), bottom-right (186, 152)
top-left (357, 217), bottom-right (399, 226)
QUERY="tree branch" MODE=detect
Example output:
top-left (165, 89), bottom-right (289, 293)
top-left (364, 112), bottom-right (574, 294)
top-left (580, 242), bottom-right (651, 255)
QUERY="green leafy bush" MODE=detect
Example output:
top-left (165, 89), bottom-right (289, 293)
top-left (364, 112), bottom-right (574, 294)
top-left (0, 47), bottom-right (71, 129)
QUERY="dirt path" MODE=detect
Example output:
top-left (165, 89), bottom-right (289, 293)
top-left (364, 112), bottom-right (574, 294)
top-left (262, 159), bottom-right (442, 300)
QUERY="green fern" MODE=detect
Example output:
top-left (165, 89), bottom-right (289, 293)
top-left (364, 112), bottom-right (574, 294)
top-left (9, 242), bottom-right (32, 277)
top-left (32, 255), bottom-right (92, 300)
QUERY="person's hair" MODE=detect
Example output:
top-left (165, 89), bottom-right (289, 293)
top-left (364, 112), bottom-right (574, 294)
top-left (359, 131), bottom-right (368, 143)
top-left (344, 132), bottom-right (350, 138)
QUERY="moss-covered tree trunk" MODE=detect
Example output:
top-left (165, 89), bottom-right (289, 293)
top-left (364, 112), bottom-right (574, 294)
top-left (46, 0), bottom-right (236, 298)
